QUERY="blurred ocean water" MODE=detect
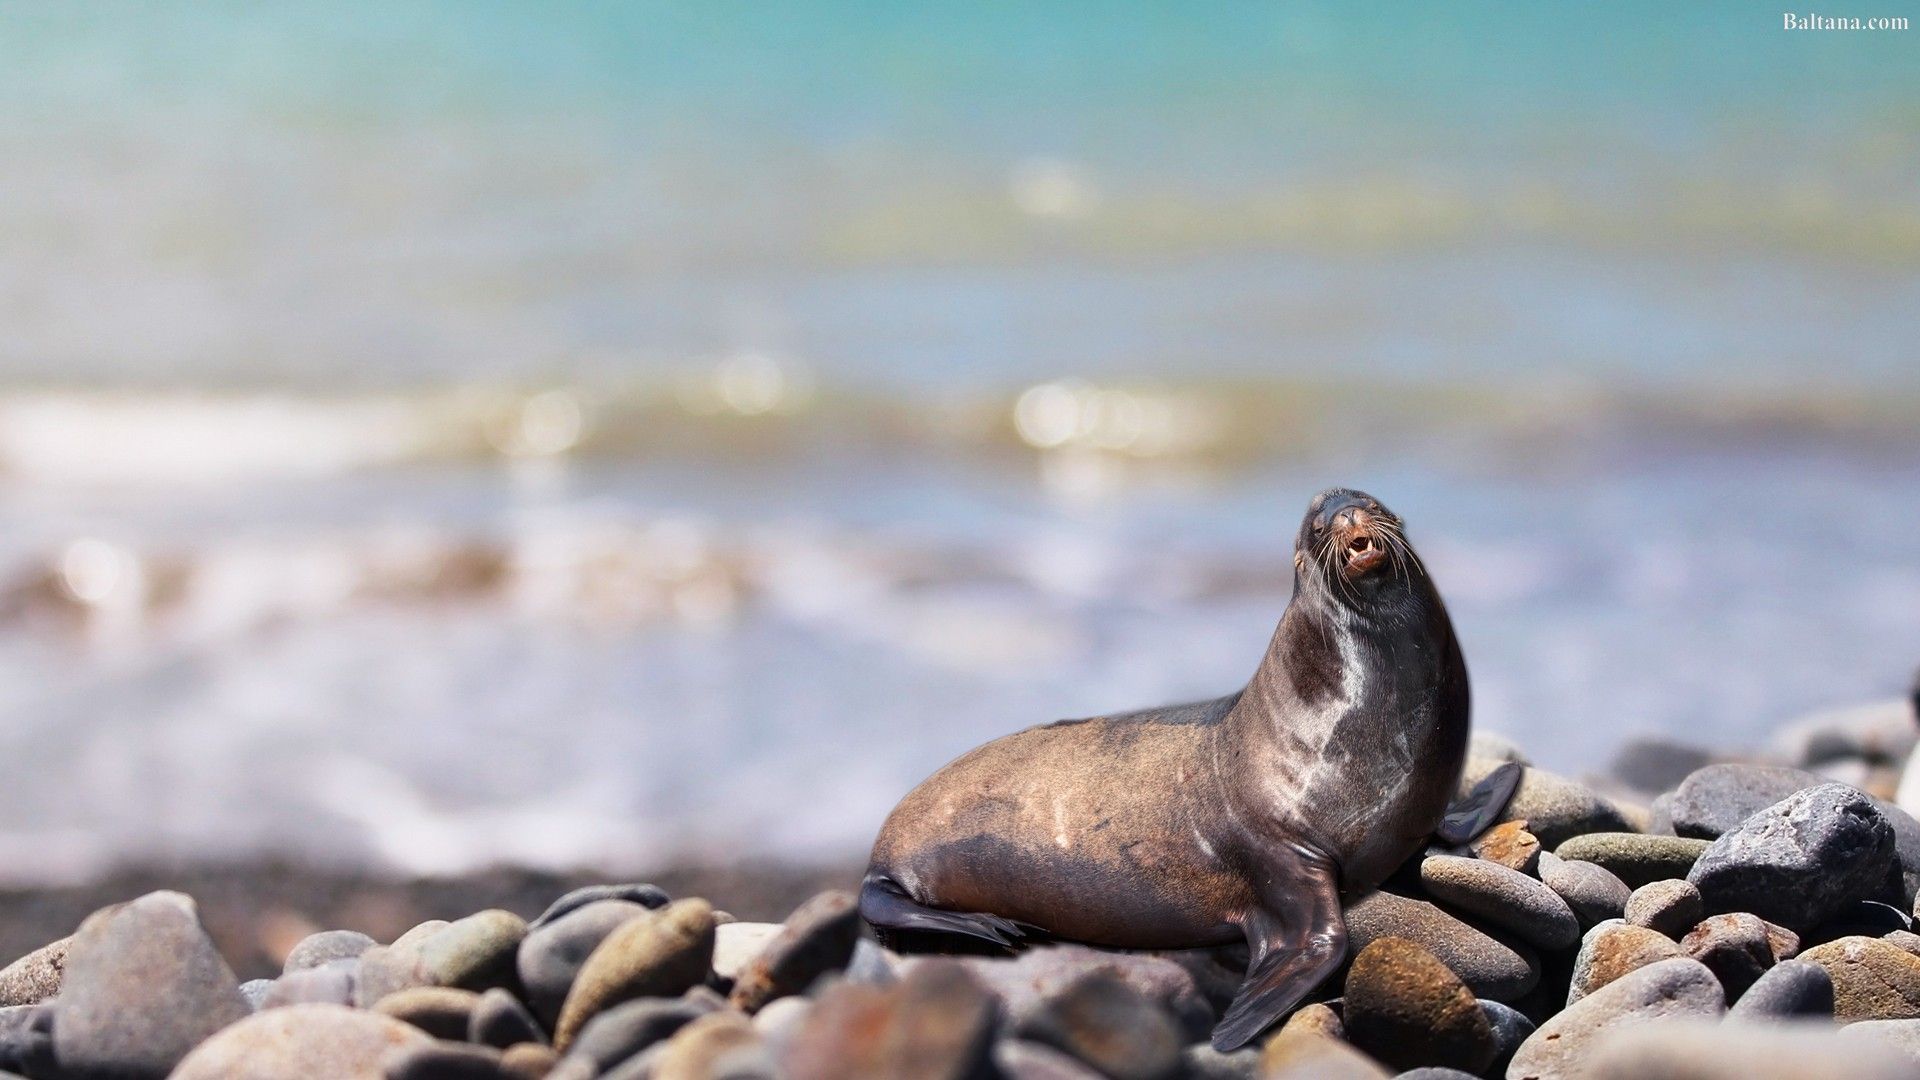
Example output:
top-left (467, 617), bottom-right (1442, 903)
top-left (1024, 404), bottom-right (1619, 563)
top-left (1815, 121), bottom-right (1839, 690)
top-left (0, 3), bottom-right (1913, 880)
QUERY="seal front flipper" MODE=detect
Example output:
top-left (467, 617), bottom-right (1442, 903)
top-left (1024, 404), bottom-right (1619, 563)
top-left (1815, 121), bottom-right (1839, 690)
top-left (1434, 761), bottom-right (1524, 847)
top-left (857, 872), bottom-right (1030, 949)
top-left (1210, 859), bottom-right (1346, 1052)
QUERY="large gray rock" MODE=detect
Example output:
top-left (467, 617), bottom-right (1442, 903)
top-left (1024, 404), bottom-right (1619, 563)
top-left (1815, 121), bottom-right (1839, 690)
top-left (1507, 958), bottom-right (1723, 1080)
top-left (53, 891), bottom-right (252, 1079)
top-left (1418, 856), bottom-right (1579, 951)
top-left (1688, 783), bottom-right (1897, 930)
top-left (1671, 763), bottom-right (1920, 904)
top-left (170, 1003), bottom-right (429, 1079)
top-left (1345, 892), bottom-right (1539, 1001)
top-left (1585, 1020), bottom-right (1914, 1080)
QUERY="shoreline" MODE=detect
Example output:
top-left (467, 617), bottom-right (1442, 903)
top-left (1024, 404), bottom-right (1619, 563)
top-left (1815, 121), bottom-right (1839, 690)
top-left (0, 859), bottom-right (861, 982)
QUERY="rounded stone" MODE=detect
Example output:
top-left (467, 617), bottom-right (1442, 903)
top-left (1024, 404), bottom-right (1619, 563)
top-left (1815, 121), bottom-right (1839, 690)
top-left (652, 1011), bottom-right (768, 1080)
top-left (565, 995), bottom-right (716, 1073)
top-left (1623, 879), bottom-right (1703, 938)
top-left (1537, 852), bottom-right (1631, 926)
top-left (1554, 834), bottom-right (1711, 889)
top-left (1015, 972), bottom-right (1182, 1080)
top-left (1607, 737), bottom-right (1713, 796)
top-left (371, 985), bottom-right (483, 1040)
top-left (1688, 783), bottom-right (1898, 930)
top-left (1680, 913), bottom-right (1780, 1001)
top-left (416, 909), bottom-right (527, 992)
top-left (1178, 1044), bottom-right (1260, 1080)
top-left (516, 899), bottom-right (652, 1027)
top-left (1674, 763), bottom-right (1920, 906)
top-left (728, 890), bottom-right (861, 1013)
top-left (531, 883), bottom-right (671, 929)
top-left (994, 1038), bottom-right (1109, 1079)
top-left (1344, 891), bottom-right (1539, 1001)
top-left (1585, 1020), bottom-right (1914, 1080)
top-left (471, 986), bottom-right (544, 1048)
top-left (1479, 998), bottom-right (1534, 1076)
top-left (1470, 821), bottom-right (1541, 875)
top-left (1567, 921), bottom-right (1682, 1005)
top-left (52, 890), bottom-right (252, 1079)
top-left (170, 1003), bottom-right (429, 1079)
top-left (942, 944), bottom-right (1215, 1042)
top-left (263, 963), bottom-right (356, 1008)
top-left (1259, 1031), bottom-right (1389, 1080)
top-left (282, 930), bottom-right (376, 974)
top-left (1798, 935), bottom-right (1920, 1022)
top-left (1507, 958), bottom-right (1724, 1080)
top-left (1418, 855), bottom-right (1579, 950)
top-left (1341, 937), bottom-right (1494, 1075)
top-left (712, 922), bottom-right (782, 981)
top-left (1729, 959), bottom-right (1834, 1019)
top-left (1839, 1018), bottom-right (1920, 1063)
top-left (781, 960), bottom-right (998, 1080)
top-left (384, 1041), bottom-right (505, 1079)
top-left (0, 938), bottom-right (68, 1007)
top-left (500, 1042), bottom-right (562, 1079)
top-left (1456, 761), bottom-right (1632, 848)
top-left (554, 898), bottom-right (717, 1050)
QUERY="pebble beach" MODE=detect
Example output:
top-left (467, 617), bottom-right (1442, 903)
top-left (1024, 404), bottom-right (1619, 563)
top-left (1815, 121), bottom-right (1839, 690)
top-left (0, 692), bottom-right (1918, 1078)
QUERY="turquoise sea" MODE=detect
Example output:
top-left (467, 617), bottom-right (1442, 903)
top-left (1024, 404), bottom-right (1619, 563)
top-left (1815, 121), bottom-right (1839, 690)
top-left (0, 3), bottom-right (1913, 879)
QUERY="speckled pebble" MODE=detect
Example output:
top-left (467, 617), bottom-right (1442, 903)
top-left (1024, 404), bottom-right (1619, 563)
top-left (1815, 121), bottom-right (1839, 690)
top-left (1345, 891), bottom-right (1539, 1002)
top-left (554, 899), bottom-right (717, 1050)
top-left (1419, 855), bottom-right (1579, 951)
top-left (1507, 958), bottom-right (1724, 1080)
top-left (1622, 879), bottom-right (1702, 938)
top-left (283, 930), bottom-right (377, 974)
top-left (1554, 833), bottom-right (1711, 889)
top-left (1728, 959), bottom-right (1834, 1019)
top-left (1567, 921), bottom-right (1682, 1005)
top-left (1537, 852), bottom-right (1631, 926)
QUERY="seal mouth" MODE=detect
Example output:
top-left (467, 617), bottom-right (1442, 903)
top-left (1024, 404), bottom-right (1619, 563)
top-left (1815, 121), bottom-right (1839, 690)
top-left (1332, 507), bottom-right (1391, 577)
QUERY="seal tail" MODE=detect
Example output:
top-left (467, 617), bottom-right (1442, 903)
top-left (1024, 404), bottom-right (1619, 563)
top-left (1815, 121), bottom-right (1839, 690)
top-left (857, 872), bottom-right (1029, 949)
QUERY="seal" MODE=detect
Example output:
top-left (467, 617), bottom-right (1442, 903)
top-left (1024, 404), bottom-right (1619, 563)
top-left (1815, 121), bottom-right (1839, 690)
top-left (860, 487), bottom-right (1520, 1050)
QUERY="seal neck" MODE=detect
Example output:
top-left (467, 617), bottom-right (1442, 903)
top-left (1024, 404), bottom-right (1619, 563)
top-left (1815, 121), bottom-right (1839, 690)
top-left (1230, 576), bottom-right (1453, 730)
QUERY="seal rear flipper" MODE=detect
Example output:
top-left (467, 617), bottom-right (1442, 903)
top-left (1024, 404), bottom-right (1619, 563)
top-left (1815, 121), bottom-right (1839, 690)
top-left (857, 872), bottom-right (1030, 950)
top-left (1211, 867), bottom-right (1346, 1052)
top-left (1435, 760), bottom-right (1524, 846)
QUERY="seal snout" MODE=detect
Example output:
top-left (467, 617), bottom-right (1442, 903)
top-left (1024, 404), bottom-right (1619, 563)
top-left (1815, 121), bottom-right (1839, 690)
top-left (1332, 505), bottom-right (1389, 575)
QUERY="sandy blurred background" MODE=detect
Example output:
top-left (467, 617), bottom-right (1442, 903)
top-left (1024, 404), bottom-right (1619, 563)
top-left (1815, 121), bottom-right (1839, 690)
top-left (0, 2), bottom-right (1914, 942)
